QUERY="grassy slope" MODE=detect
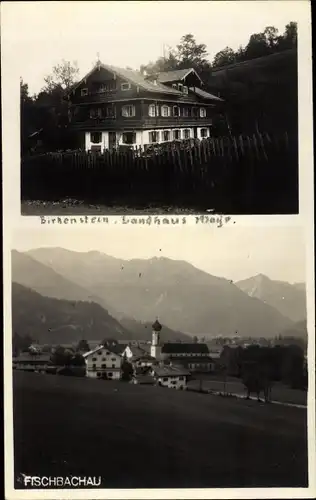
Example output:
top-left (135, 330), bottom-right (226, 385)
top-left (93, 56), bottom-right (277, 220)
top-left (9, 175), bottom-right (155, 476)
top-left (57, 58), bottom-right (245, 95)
top-left (13, 371), bottom-right (307, 489)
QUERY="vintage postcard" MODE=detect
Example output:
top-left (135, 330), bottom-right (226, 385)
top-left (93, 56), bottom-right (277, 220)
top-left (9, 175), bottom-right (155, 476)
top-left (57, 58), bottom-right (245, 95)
top-left (1, 1), bottom-right (315, 499)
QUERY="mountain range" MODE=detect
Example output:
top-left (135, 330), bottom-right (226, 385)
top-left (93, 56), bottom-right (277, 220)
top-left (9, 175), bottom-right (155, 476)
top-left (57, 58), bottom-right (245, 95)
top-left (235, 274), bottom-right (306, 323)
top-left (11, 248), bottom-right (307, 343)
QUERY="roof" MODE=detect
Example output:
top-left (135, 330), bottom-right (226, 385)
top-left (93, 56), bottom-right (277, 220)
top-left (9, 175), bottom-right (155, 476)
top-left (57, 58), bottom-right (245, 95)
top-left (189, 87), bottom-right (223, 101)
top-left (152, 319), bottom-right (162, 331)
top-left (133, 375), bottom-right (155, 384)
top-left (82, 344), bottom-right (123, 358)
top-left (161, 343), bottom-right (210, 354)
top-left (157, 68), bottom-right (202, 84)
top-left (70, 62), bottom-right (182, 96)
top-left (14, 353), bottom-right (51, 363)
top-left (131, 353), bottom-right (155, 363)
top-left (125, 345), bottom-right (150, 357)
top-left (151, 365), bottom-right (190, 377)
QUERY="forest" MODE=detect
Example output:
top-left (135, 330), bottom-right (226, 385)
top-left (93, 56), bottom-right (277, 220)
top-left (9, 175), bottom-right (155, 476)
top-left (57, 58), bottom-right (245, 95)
top-left (21, 22), bottom-right (298, 153)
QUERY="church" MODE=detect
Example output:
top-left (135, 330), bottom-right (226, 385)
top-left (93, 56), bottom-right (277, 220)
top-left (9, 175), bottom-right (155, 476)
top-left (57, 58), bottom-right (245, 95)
top-left (150, 319), bottom-right (215, 373)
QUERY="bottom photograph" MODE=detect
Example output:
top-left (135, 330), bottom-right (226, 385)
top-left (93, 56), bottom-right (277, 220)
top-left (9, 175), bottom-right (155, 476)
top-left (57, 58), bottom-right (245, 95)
top-left (10, 223), bottom-right (308, 489)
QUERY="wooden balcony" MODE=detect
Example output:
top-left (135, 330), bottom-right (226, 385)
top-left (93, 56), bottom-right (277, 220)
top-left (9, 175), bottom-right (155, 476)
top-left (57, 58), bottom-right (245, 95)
top-left (71, 115), bottom-right (213, 131)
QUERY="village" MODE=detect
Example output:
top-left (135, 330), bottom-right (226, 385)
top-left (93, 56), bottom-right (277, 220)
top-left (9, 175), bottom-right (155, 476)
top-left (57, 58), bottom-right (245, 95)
top-left (12, 318), bottom-right (308, 402)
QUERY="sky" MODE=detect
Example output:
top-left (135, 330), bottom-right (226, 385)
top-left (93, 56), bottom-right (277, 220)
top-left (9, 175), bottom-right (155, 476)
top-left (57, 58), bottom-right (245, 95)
top-left (13, 221), bottom-right (305, 284)
top-left (2, 0), bottom-right (301, 95)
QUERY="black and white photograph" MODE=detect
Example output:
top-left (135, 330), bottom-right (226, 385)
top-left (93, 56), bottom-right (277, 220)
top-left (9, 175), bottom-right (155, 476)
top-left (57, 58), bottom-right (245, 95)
top-left (10, 224), bottom-right (310, 490)
top-left (14, 1), bottom-right (301, 216)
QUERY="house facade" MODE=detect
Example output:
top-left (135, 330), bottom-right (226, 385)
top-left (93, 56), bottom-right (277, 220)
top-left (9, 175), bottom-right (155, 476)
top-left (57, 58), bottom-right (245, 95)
top-left (83, 345), bottom-right (122, 379)
top-left (13, 353), bottom-right (52, 373)
top-left (150, 365), bottom-right (190, 389)
top-left (67, 63), bottom-right (223, 151)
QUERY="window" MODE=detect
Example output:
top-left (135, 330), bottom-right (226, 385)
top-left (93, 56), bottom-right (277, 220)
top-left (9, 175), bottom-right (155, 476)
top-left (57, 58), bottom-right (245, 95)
top-left (173, 129), bottom-right (181, 140)
top-left (112, 364), bottom-right (116, 368)
top-left (90, 132), bottom-right (102, 144)
top-left (162, 130), bottom-right (170, 142)
top-left (178, 83), bottom-right (183, 92)
top-left (179, 376), bottom-right (184, 381)
top-left (98, 81), bottom-right (116, 93)
top-left (105, 105), bottom-right (115, 118)
top-left (92, 364), bottom-right (96, 370)
top-left (149, 131), bottom-right (159, 143)
top-left (98, 352), bottom-right (102, 355)
top-left (122, 105), bottom-right (135, 117)
top-left (108, 372), bottom-right (113, 377)
top-left (184, 129), bottom-right (190, 139)
top-left (183, 107), bottom-right (189, 117)
top-left (111, 357), bottom-right (117, 361)
top-left (121, 82), bottom-right (131, 91)
top-left (148, 104), bottom-right (156, 117)
top-left (200, 108), bottom-right (206, 118)
top-left (102, 357), bottom-right (105, 361)
top-left (200, 128), bottom-right (208, 138)
top-left (173, 106), bottom-right (179, 117)
top-left (183, 86), bottom-right (188, 95)
top-left (97, 372), bottom-right (101, 377)
top-left (172, 84), bottom-right (177, 89)
top-left (92, 357), bottom-right (97, 361)
top-left (81, 88), bottom-right (88, 96)
top-left (90, 108), bottom-right (102, 119)
top-left (101, 364), bottom-right (106, 368)
top-left (161, 105), bottom-right (171, 117)
top-left (122, 132), bottom-right (136, 145)
top-left (192, 107), bottom-right (198, 117)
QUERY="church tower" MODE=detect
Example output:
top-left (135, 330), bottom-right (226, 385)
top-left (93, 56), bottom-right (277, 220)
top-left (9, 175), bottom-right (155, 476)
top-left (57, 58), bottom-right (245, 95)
top-left (151, 318), bottom-right (162, 359)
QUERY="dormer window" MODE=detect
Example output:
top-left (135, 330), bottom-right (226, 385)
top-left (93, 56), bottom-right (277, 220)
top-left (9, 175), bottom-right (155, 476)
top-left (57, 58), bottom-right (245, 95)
top-left (172, 84), bottom-right (177, 89)
top-left (183, 86), bottom-right (188, 94)
top-left (121, 82), bottom-right (131, 91)
top-left (178, 83), bottom-right (183, 92)
top-left (81, 88), bottom-right (88, 96)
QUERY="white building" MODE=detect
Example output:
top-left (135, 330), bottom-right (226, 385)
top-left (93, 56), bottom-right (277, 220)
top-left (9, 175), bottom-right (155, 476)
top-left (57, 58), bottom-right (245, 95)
top-left (83, 344), bottom-right (122, 380)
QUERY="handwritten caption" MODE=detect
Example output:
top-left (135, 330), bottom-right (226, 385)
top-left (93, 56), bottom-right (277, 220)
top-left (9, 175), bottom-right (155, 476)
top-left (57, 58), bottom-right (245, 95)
top-left (39, 215), bottom-right (233, 227)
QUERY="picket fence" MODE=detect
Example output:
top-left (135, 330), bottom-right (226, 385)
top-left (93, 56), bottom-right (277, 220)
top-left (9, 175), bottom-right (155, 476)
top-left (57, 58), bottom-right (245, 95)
top-left (21, 131), bottom-right (298, 213)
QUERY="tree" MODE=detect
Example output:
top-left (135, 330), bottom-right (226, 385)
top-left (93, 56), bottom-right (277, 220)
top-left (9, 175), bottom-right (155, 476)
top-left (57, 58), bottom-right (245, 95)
top-left (43, 59), bottom-right (79, 93)
top-left (213, 47), bottom-right (236, 68)
top-left (121, 360), bottom-right (134, 381)
top-left (193, 336), bottom-right (198, 343)
top-left (77, 339), bottom-right (90, 352)
top-left (264, 26), bottom-right (279, 50)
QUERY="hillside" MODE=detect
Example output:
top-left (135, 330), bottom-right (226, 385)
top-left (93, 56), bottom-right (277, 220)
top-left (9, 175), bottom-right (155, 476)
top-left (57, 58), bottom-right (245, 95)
top-left (279, 320), bottom-right (308, 340)
top-left (24, 248), bottom-right (294, 338)
top-left (235, 274), bottom-right (306, 323)
top-left (12, 282), bottom-right (130, 343)
top-left (12, 250), bottom-right (105, 306)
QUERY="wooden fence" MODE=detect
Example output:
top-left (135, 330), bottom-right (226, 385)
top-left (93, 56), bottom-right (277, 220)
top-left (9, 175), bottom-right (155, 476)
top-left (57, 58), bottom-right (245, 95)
top-left (21, 131), bottom-right (298, 213)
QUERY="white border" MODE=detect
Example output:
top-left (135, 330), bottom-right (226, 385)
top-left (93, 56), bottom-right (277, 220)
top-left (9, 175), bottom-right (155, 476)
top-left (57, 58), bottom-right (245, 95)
top-left (2, 1), bottom-right (315, 499)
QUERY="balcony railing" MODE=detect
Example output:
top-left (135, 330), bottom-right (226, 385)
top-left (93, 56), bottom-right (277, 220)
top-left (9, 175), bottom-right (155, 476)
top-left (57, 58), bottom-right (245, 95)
top-left (71, 115), bottom-right (212, 130)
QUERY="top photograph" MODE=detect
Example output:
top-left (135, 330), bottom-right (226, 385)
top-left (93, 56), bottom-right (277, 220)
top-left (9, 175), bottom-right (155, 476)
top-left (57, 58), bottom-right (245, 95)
top-left (18, 1), bottom-right (300, 216)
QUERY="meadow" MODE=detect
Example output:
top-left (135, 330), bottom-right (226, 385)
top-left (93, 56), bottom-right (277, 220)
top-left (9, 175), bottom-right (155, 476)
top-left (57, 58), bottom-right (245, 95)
top-left (13, 371), bottom-right (308, 489)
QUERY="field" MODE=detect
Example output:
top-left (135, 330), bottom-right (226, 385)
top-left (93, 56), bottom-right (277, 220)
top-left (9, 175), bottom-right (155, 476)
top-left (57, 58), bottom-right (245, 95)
top-left (13, 371), bottom-right (308, 489)
top-left (188, 376), bottom-right (307, 406)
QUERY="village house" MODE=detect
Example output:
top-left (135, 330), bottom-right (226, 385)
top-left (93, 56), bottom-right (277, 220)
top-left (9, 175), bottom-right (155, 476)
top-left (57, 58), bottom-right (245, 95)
top-left (150, 364), bottom-right (190, 389)
top-left (67, 61), bottom-right (223, 151)
top-left (82, 344), bottom-right (123, 380)
top-left (13, 352), bottom-right (53, 373)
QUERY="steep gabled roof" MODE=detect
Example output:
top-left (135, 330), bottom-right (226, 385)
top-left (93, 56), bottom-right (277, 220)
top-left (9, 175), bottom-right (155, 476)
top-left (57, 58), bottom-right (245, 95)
top-left (157, 68), bottom-right (203, 85)
top-left (69, 62), bottom-right (182, 96)
top-left (189, 87), bottom-right (223, 101)
top-left (82, 344), bottom-right (122, 358)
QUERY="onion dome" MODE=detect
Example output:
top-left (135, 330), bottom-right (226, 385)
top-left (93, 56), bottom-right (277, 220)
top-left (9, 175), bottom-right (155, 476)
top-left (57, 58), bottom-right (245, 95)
top-left (152, 319), bottom-right (162, 331)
